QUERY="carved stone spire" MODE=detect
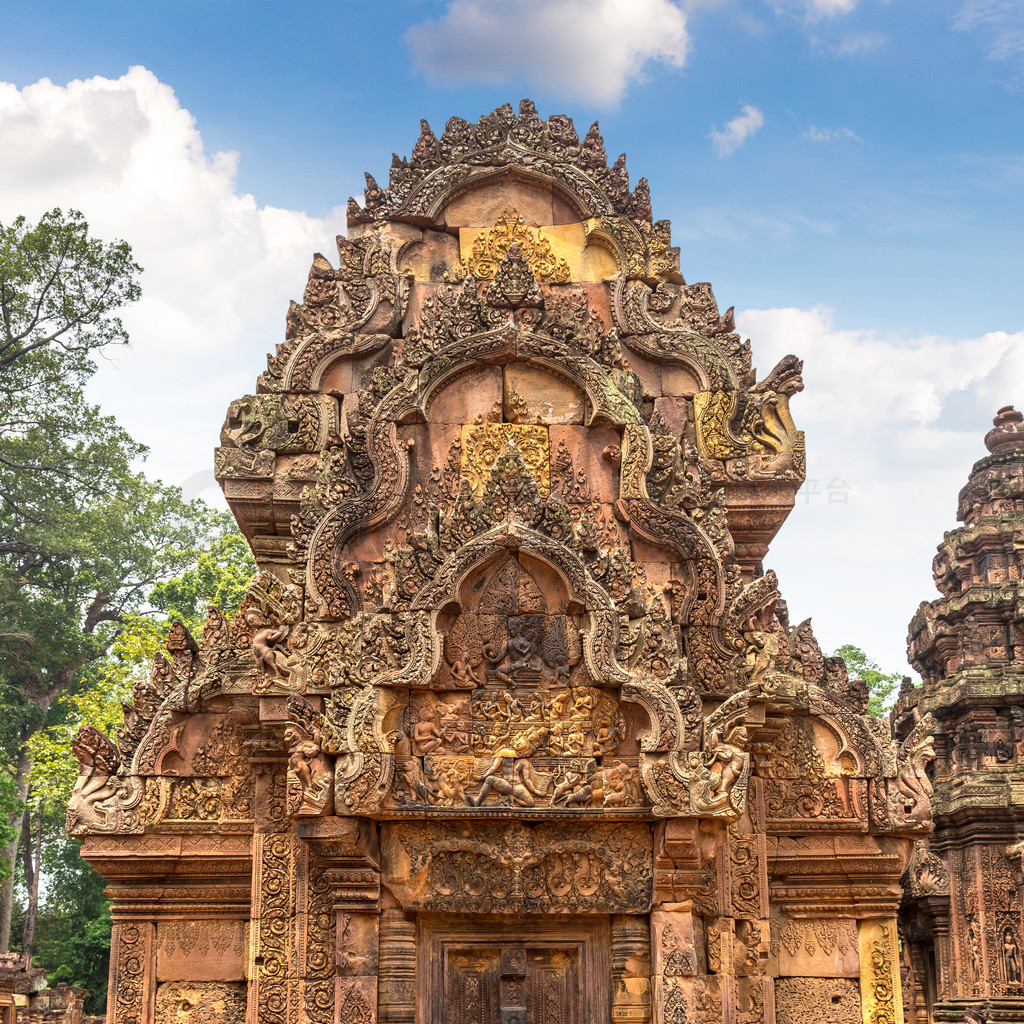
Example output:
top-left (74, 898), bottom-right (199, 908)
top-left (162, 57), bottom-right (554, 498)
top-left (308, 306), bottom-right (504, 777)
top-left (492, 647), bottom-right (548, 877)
top-left (901, 404), bottom-right (1024, 1017)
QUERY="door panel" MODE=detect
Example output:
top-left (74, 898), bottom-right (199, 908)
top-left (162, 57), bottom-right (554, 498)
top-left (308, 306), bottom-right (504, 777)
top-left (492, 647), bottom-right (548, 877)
top-left (440, 942), bottom-right (582, 1024)
top-left (445, 947), bottom-right (501, 1024)
top-left (423, 916), bottom-right (609, 1024)
top-left (527, 948), bottom-right (580, 1024)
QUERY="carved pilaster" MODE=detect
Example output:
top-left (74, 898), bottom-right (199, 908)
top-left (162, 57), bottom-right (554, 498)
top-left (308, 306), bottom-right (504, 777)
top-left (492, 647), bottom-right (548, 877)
top-left (108, 919), bottom-right (155, 1024)
top-left (296, 842), bottom-right (337, 1024)
top-left (296, 816), bottom-right (380, 1023)
top-left (654, 819), bottom-right (722, 915)
top-left (248, 829), bottom-right (297, 1024)
top-left (652, 905), bottom-right (696, 1024)
top-left (611, 915), bottom-right (652, 1023)
top-left (377, 909), bottom-right (416, 1024)
top-left (858, 918), bottom-right (902, 1024)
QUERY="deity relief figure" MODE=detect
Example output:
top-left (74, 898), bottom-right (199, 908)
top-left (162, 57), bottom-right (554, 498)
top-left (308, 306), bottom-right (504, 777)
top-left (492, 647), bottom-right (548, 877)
top-left (284, 697), bottom-right (334, 816)
top-left (412, 705), bottom-right (443, 755)
top-left (552, 760), bottom-right (593, 806)
top-left (968, 916), bottom-right (983, 984)
top-left (686, 690), bottom-right (752, 817)
top-left (249, 607), bottom-right (294, 682)
top-left (705, 725), bottom-right (748, 805)
top-left (1004, 927), bottom-right (1023, 986)
top-left (486, 616), bottom-right (543, 685)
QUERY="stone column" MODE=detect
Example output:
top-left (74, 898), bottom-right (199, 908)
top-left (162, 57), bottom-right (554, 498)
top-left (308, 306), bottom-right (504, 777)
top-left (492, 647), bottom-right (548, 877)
top-left (377, 909), bottom-right (416, 1024)
top-left (611, 915), bottom-right (652, 1024)
top-left (297, 816), bottom-right (380, 1024)
top-left (857, 919), bottom-right (903, 1024)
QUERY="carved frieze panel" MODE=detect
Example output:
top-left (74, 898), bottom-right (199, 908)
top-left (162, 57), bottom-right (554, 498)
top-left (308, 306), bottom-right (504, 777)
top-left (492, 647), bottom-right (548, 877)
top-left (381, 820), bottom-right (653, 913)
top-left (155, 920), bottom-right (246, 982)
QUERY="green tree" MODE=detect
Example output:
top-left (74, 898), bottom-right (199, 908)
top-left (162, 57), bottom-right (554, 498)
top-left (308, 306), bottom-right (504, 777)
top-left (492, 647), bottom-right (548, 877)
top-left (0, 208), bottom-right (228, 953)
top-left (831, 644), bottom-right (902, 717)
top-left (12, 527), bottom-right (253, 1009)
top-left (150, 530), bottom-right (256, 635)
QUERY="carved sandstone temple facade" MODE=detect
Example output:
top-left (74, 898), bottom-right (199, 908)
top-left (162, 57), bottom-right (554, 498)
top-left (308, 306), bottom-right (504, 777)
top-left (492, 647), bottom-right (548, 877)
top-left (900, 407), bottom-right (1024, 1024)
top-left (69, 103), bottom-right (933, 1024)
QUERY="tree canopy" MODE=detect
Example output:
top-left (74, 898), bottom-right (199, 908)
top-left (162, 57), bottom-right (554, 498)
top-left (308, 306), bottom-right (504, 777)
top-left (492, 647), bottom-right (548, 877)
top-left (831, 644), bottom-right (903, 717)
top-left (0, 209), bottom-right (253, 969)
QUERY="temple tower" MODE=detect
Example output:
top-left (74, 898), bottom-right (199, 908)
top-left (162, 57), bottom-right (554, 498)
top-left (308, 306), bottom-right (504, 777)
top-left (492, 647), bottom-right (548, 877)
top-left (68, 102), bottom-right (931, 1024)
top-left (901, 406), bottom-right (1024, 1023)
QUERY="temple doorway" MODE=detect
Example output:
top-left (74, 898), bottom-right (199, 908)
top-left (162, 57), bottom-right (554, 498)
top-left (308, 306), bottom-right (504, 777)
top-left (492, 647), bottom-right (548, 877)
top-left (420, 916), bottom-right (610, 1024)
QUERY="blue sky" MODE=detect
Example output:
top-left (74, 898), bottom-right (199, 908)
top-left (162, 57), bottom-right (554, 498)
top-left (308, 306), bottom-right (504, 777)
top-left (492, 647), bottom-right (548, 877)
top-left (1, 0), bottom-right (1021, 680)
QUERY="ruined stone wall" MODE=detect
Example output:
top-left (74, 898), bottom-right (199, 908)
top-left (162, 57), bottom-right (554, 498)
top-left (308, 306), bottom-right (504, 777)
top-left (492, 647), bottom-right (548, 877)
top-left (67, 102), bottom-right (930, 1024)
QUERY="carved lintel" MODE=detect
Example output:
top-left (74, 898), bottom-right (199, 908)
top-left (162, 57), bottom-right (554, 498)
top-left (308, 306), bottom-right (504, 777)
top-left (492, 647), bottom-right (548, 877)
top-left (381, 820), bottom-right (653, 914)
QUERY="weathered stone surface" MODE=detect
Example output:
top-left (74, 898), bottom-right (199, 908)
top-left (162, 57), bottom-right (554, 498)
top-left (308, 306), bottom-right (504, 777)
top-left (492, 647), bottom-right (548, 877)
top-left (154, 981), bottom-right (246, 1023)
top-left (775, 977), bottom-right (861, 1023)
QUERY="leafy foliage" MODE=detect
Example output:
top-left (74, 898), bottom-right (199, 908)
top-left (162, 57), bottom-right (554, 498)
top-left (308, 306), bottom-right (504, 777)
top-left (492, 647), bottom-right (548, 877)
top-left (0, 209), bottom-right (256, 1002)
top-left (832, 643), bottom-right (902, 717)
top-left (151, 529), bottom-right (256, 634)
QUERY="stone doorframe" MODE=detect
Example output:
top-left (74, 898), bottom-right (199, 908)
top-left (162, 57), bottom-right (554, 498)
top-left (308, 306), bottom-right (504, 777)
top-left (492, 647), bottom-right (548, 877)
top-left (416, 915), bottom-right (613, 1024)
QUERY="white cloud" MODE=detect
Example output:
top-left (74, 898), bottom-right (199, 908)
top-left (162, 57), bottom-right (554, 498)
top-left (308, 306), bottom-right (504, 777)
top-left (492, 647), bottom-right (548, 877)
top-left (804, 125), bottom-right (863, 142)
top-left (770, 0), bottom-right (859, 21)
top-left (955, 0), bottom-right (1024, 64)
top-left (736, 304), bottom-right (1023, 677)
top-left (710, 104), bottom-right (764, 156)
top-left (0, 68), bottom-right (346, 501)
top-left (404, 0), bottom-right (690, 106)
top-left (810, 32), bottom-right (887, 55)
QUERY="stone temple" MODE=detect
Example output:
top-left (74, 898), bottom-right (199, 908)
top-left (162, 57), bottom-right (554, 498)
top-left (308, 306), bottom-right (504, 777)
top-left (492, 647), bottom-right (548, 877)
top-left (899, 406), bottom-right (1024, 1024)
top-left (67, 102), bottom-right (938, 1024)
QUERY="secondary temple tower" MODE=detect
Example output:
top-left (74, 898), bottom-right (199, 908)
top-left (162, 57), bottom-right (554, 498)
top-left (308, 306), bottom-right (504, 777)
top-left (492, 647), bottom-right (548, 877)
top-left (68, 103), bottom-right (933, 1024)
top-left (901, 406), bottom-right (1024, 1024)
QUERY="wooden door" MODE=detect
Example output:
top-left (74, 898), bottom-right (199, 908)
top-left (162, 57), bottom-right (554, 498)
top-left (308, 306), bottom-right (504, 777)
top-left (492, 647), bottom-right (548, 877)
top-left (440, 941), bottom-right (581, 1024)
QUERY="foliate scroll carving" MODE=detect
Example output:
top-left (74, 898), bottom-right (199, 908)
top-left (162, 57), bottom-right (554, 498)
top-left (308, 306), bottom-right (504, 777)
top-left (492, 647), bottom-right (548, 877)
top-left (460, 423), bottom-right (550, 497)
top-left (280, 226), bottom-right (411, 345)
top-left (251, 831), bottom-right (295, 1024)
top-left (111, 921), bottom-right (154, 1024)
top-left (858, 919), bottom-right (902, 1024)
top-left (381, 821), bottom-right (652, 913)
top-left (350, 101), bottom-right (665, 225)
top-left (466, 206), bottom-right (570, 283)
